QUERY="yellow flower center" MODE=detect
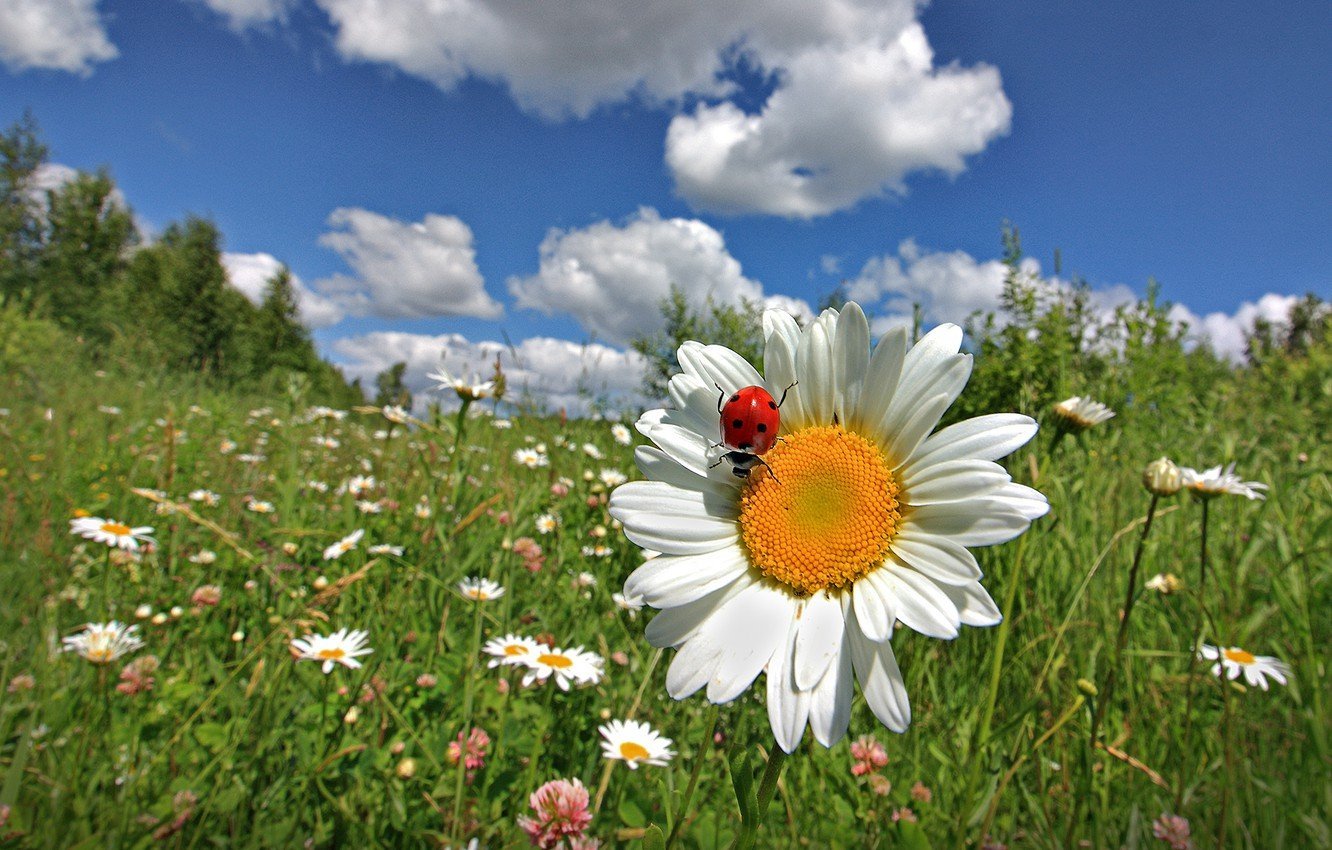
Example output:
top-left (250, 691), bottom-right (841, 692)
top-left (101, 522), bottom-right (132, 536)
top-left (537, 653), bottom-right (572, 668)
top-left (619, 741), bottom-right (651, 761)
top-left (87, 646), bottom-right (113, 663)
top-left (318, 648), bottom-right (347, 660)
top-left (504, 644), bottom-right (528, 656)
top-left (1223, 648), bottom-right (1255, 665)
top-left (739, 425), bottom-right (900, 596)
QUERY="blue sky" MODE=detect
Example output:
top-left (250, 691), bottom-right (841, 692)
top-left (1, 0), bottom-right (1328, 409)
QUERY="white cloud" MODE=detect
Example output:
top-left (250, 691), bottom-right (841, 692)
top-left (507, 207), bottom-right (809, 345)
top-left (303, 0), bottom-right (1007, 217)
top-left (197, 0), bottom-right (297, 30)
top-left (1170, 293), bottom-right (1300, 364)
top-left (0, 0), bottom-right (117, 74)
top-left (666, 25), bottom-right (1011, 217)
top-left (221, 251), bottom-right (344, 329)
top-left (330, 331), bottom-right (648, 416)
top-left (314, 207), bottom-right (503, 321)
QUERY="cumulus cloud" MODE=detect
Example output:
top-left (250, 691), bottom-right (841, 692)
top-left (508, 207), bottom-right (809, 345)
top-left (666, 25), bottom-right (1011, 217)
top-left (0, 0), bottom-right (117, 74)
top-left (197, 0), bottom-right (298, 30)
top-left (221, 251), bottom-right (344, 329)
top-left (300, 0), bottom-right (1007, 217)
top-left (1170, 293), bottom-right (1300, 364)
top-left (330, 331), bottom-right (648, 415)
top-left (314, 207), bottom-right (503, 321)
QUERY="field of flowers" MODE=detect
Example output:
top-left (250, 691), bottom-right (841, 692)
top-left (0, 305), bottom-right (1327, 849)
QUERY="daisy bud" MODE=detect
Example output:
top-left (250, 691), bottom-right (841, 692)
top-left (390, 741), bottom-right (406, 755)
top-left (416, 673), bottom-right (437, 688)
top-left (231, 631), bottom-right (245, 642)
top-left (151, 613), bottom-right (168, 625)
top-left (313, 576), bottom-right (330, 591)
top-left (1076, 678), bottom-right (1098, 697)
top-left (1142, 457), bottom-right (1182, 497)
top-left (282, 542), bottom-right (299, 555)
top-left (135, 604), bottom-right (153, 619)
top-left (395, 757), bottom-right (416, 779)
top-left (344, 706), bottom-right (360, 725)
top-left (169, 606), bottom-right (183, 619)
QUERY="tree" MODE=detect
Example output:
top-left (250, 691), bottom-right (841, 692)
top-left (245, 266), bottom-right (316, 378)
top-left (158, 217), bottom-right (245, 374)
top-left (630, 285), bottom-right (766, 399)
top-left (373, 361), bottom-right (412, 409)
top-left (0, 112), bottom-right (49, 301)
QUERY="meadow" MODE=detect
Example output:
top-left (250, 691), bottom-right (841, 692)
top-left (0, 300), bottom-right (1328, 850)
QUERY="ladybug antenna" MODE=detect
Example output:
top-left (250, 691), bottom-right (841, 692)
top-left (714, 382), bottom-right (727, 414)
top-left (776, 381), bottom-right (798, 407)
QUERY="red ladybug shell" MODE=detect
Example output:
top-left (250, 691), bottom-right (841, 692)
top-left (719, 385), bottom-right (780, 455)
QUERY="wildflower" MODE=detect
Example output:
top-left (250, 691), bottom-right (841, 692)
top-left (306, 405), bottom-right (347, 422)
top-left (599, 719), bottom-right (674, 769)
top-left (188, 489), bottom-right (220, 506)
top-left (459, 577), bottom-right (506, 602)
top-left (513, 448), bottom-right (549, 469)
top-left (1051, 396), bottom-right (1115, 430)
top-left (447, 726), bottom-right (491, 779)
top-left (850, 735), bottom-right (889, 776)
top-left (169, 606), bottom-right (183, 619)
top-left (1151, 813), bottom-right (1193, 850)
top-left (7, 674), bottom-right (35, 693)
top-left (910, 781), bottom-right (932, 803)
top-left (517, 777), bottom-right (593, 850)
top-left (344, 475), bottom-right (376, 498)
top-left (382, 405), bottom-right (410, 424)
top-left (417, 673), bottom-right (438, 687)
top-left (414, 499), bottom-right (432, 519)
top-left (611, 423), bottom-right (632, 446)
top-left (428, 366), bottom-right (495, 402)
top-left (190, 585), bottom-right (222, 606)
top-left (237, 453), bottom-right (266, 465)
top-left (69, 517), bottom-right (155, 551)
top-left (1144, 573), bottom-right (1182, 594)
top-left (520, 646), bottom-right (604, 691)
top-left (612, 592), bottom-right (644, 614)
top-left (483, 634), bottom-right (542, 668)
top-left (1199, 644), bottom-right (1291, 690)
top-left (582, 443), bottom-right (604, 460)
top-left (1181, 463), bottom-right (1268, 501)
top-left (535, 513), bottom-right (560, 534)
top-left (306, 479), bottom-right (330, 493)
top-left (322, 529), bottom-right (364, 561)
top-left (890, 807), bottom-right (917, 824)
top-left (368, 544), bottom-right (404, 556)
top-left (246, 500), bottom-right (274, 514)
top-left (291, 628), bottom-right (373, 674)
top-left (396, 757), bottom-right (417, 779)
top-left (63, 622), bottom-right (144, 664)
top-left (608, 304), bottom-right (1047, 751)
top-left (866, 774), bottom-right (891, 796)
top-left (98, 405), bottom-right (122, 415)
top-left (1142, 457), bottom-right (1182, 496)
top-left (575, 572), bottom-right (596, 588)
top-left (116, 655), bottom-right (159, 695)
top-left (492, 418), bottom-right (513, 429)
top-left (189, 549), bottom-right (217, 565)
top-left (357, 500), bottom-right (384, 514)
top-left (598, 469), bottom-right (627, 488)
top-left (134, 604), bottom-right (153, 619)
top-left (312, 436), bottom-right (341, 449)
top-left (231, 631), bottom-right (245, 642)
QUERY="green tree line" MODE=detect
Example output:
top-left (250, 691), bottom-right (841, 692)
top-left (0, 113), bottom-right (360, 406)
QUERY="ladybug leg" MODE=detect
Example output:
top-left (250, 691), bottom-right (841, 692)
top-left (754, 456), bottom-right (781, 484)
top-left (775, 381), bottom-right (798, 407)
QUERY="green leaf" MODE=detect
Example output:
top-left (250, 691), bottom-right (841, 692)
top-left (895, 820), bottom-right (934, 850)
top-left (728, 749), bottom-right (754, 826)
top-left (642, 824), bottom-right (666, 850)
top-left (194, 721), bottom-right (228, 752)
top-left (618, 797), bottom-right (646, 828)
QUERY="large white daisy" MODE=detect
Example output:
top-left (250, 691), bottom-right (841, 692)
top-left (1199, 644), bottom-right (1291, 691)
top-left (608, 304), bottom-right (1048, 752)
top-left (69, 517), bottom-right (155, 551)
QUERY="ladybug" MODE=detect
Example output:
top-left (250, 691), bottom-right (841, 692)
top-left (710, 382), bottom-right (795, 480)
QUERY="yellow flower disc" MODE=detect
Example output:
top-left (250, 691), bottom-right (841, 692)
top-left (537, 653), bottom-right (572, 669)
top-left (1223, 648), bottom-right (1255, 665)
top-left (619, 741), bottom-right (651, 761)
top-left (739, 425), bottom-right (900, 596)
top-left (101, 522), bottom-right (132, 536)
top-left (318, 648), bottom-right (347, 660)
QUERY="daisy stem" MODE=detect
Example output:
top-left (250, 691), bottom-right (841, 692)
top-left (665, 704), bottom-right (721, 850)
top-left (450, 600), bottom-right (485, 843)
top-left (1089, 493), bottom-right (1160, 747)
top-left (734, 744), bottom-right (787, 850)
top-left (102, 547), bottom-right (112, 615)
top-left (1175, 500), bottom-right (1215, 810)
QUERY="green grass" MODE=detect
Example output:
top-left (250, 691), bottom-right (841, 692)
top-left (0, 337), bottom-right (1328, 849)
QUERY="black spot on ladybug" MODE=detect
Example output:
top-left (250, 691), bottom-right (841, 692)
top-left (729, 394), bottom-right (740, 404)
top-left (756, 423), bottom-right (767, 432)
top-left (768, 401), bottom-right (777, 410)
top-left (732, 419), bottom-right (743, 429)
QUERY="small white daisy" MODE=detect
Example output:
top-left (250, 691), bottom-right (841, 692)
top-left (188, 549), bottom-right (217, 565)
top-left (187, 489), bottom-right (220, 506)
top-left (1199, 644), bottom-right (1291, 690)
top-left (368, 544), bottom-right (404, 556)
top-left (599, 719), bottom-right (675, 769)
top-left (1181, 464), bottom-right (1268, 501)
top-left (428, 366), bottom-right (495, 402)
top-left (482, 634), bottom-right (542, 668)
top-left (237, 453), bottom-right (266, 464)
top-left (1144, 573), bottom-right (1182, 594)
top-left (414, 500), bottom-right (432, 519)
top-left (513, 448), bottom-right (549, 469)
top-left (356, 500), bottom-right (383, 514)
top-left (291, 628), bottom-right (373, 674)
top-left (246, 500), bottom-right (275, 514)
top-left (599, 469), bottom-right (628, 488)
top-left (492, 418), bottom-right (513, 429)
top-left (1051, 396), bottom-right (1115, 430)
top-left (535, 513), bottom-right (560, 534)
top-left (613, 591), bottom-right (645, 613)
top-left (219, 439), bottom-right (237, 454)
top-left (582, 443), bottom-right (604, 460)
top-left (312, 436), bottom-right (341, 449)
top-left (306, 480), bottom-right (330, 493)
top-left (323, 529), bottom-right (364, 561)
top-left (520, 646), bottom-right (604, 690)
top-left (63, 621), bottom-right (144, 664)
top-left (458, 577), bottom-right (506, 602)
top-left (611, 423), bottom-right (633, 446)
top-left (343, 475), bottom-right (376, 498)
top-left (382, 405), bottom-right (411, 424)
top-left (69, 517), bottom-right (155, 551)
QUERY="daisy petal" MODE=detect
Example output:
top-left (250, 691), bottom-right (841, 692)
top-left (939, 581), bottom-right (1003, 626)
top-left (666, 632), bottom-right (724, 699)
top-left (707, 585), bottom-right (794, 702)
top-left (638, 422), bottom-right (717, 480)
top-left (847, 608), bottom-right (911, 733)
top-left (903, 413), bottom-right (1039, 475)
top-left (851, 325), bottom-right (908, 435)
top-left (808, 639), bottom-right (853, 747)
top-left (766, 618), bottom-right (812, 753)
top-left (635, 446), bottom-right (739, 494)
top-left (833, 303), bottom-right (870, 427)
top-left (794, 592), bottom-right (846, 691)
top-left (900, 458), bottom-right (1011, 506)
top-left (852, 569), bottom-right (898, 643)
top-left (882, 561), bottom-right (961, 639)
top-left (677, 342), bottom-right (764, 396)
top-left (889, 528), bottom-right (982, 585)
top-left (763, 313), bottom-right (805, 429)
top-left (797, 312), bottom-right (836, 428)
top-left (610, 482), bottom-right (738, 554)
top-left (908, 500), bottom-right (1038, 548)
top-left (625, 547), bottom-right (750, 609)
top-left (645, 574), bottom-right (754, 647)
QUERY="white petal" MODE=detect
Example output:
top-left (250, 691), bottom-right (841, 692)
top-left (847, 608), bottom-right (911, 733)
top-left (882, 562), bottom-right (961, 639)
top-left (889, 528), bottom-right (982, 585)
top-left (707, 584), bottom-right (795, 702)
top-left (851, 569), bottom-right (898, 643)
top-left (901, 458), bottom-right (1011, 506)
top-left (882, 391), bottom-right (954, 467)
top-left (796, 315), bottom-right (836, 427)
top-left (610, 481), bottom-right (738, 555)
top-left (808, 639), bottom-right (853, 747)
top-left (763, 309), bottom-right (802, 355)
top-left (990, 483), bottom-right (1051, 521)
top-left (624, 547), bottom-right (750, 609)
top-left (766, 617), bottom-right (811, 753)
top-left (794, 592), bottom-right (846, 691)
top-left (762, 315), bottom-right (805, 429)
top-left (850, 325), bottom-right (908, 435)
top-left (940, 581), bottom-right (1003, 626)
top-left (666, 632), bottom-right (724, 699)
top-left (903, 414), bottom-right (1039, 476)
top-left (907, 500), bottom-right (1037, 548)
top-left (665, 373), bottom-right (721, 437)
top-left (634, 447), bottom-right (737, 496)
top-left (833, 303), bottom-right (870, 427)
top-left (639, 421), bottom-right (718, 480)
top-left (677, 342), bottom-right (763, 396)
top-left (645, 573), bottom-right (753, 647)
